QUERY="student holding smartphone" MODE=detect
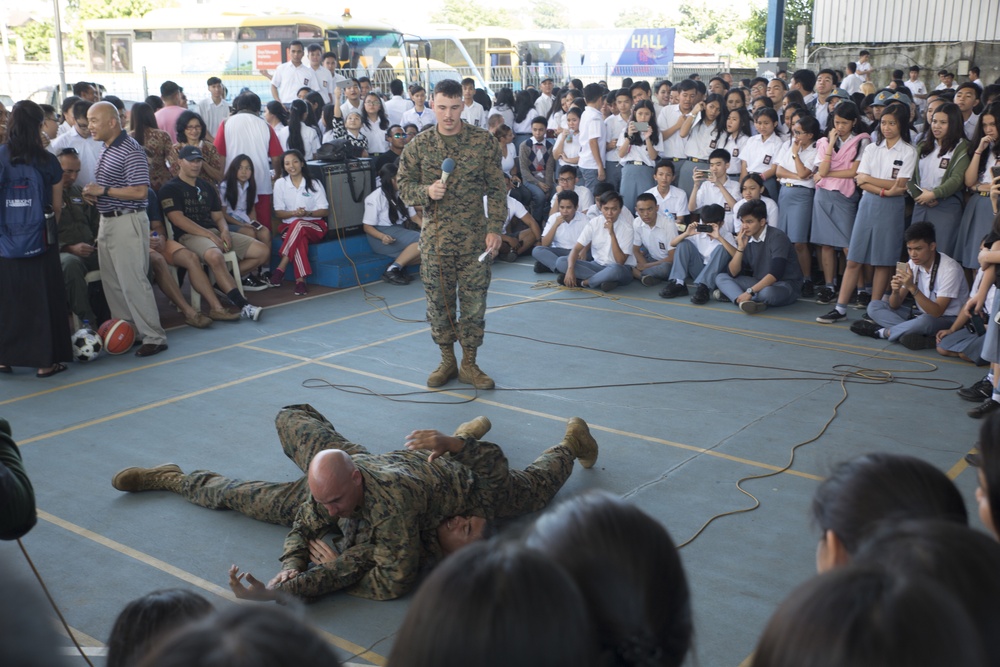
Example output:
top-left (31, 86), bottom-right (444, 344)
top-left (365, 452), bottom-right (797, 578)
top-left (220, 155), bottom-right (272, 289)
top-left (957, 103), bottom-right (1000, 274)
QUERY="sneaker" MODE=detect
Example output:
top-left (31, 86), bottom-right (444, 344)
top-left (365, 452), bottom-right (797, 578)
top-left (801, 280), bottom-right (815, 298)
top-left (381, 268), bottom-right (408, 285)
top-left (556, 273), bottom-right (566, 286)
top-left (851, 291), bottom-right (872, 309)
top-left (241, 303), bottom-right (262, 321)
top-left (241, 274), bottom-right (268, 291)
top-left (816, 309), bottom-right (847, 324)
top-left (968, 398), bottom-right (1000, 419)
top-left (850, 318), bottom-right (882, 339)
top-left (712, 288), bottom-right (731, 303)
top-left (739, 300), bottom-right (767, 314)
top-left (815, 286), bottom-right (836, 304)
top-left (268, 268), bottom-right (285, 287)
top-left (533, 261), bottom-right (551, 274)
top-left (659, 282), bottom-right (688, 299)
top-left (958, 378), bottom-right (994, 402)
top-left (966, 448), bottom-right (982, 467)
top-left (294, 282), bottom-right (307, 296)
top-left (640, 275), bottom-right (662, 287)
top-left (899, 332), bottom-right (936, 350)
top-left (260, 269), bottom-right (272, 285)
top-left (502, 251), bottom-right (519, 263)
top-left (690, 283), bottom-right (710, 305)
top-left (599, 281), bottom-right (619, 292)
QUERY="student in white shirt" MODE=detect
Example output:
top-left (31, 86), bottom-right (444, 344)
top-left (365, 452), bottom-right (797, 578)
top-left (842, 62), bottom-right (863, 96)
top-left (488, 87), bottom-right (515, 127)
top-left (678, 94), bottom-right (726, 195)
top-left (270, 149), bottom-right (331, 296)
top-left (644, 160), bottom-right (689, 225)
top-left (935, 70), bottom-right (959, 91)
top-left (955, 83), bottom-right (981, 140)
top-left (197, 77), bottom-right (229, 137)
top-left (219, 154), bottom-right (272, 288)
top-left (552, 107), bottom-right (581, 167)
top-left (659, 203), bottom-right (738, 303)
top-left (856, 50), bottom-right (872, 84)
top-left (723, 173), bottom-right (779, 238)
top-left (532, 190), bottom-right (588, 273)
top-left (339, 78), bottom-right (364, 118)
top-left (910, 102), bottom-right (970, 258)
top-left (533, 77), bottom-right (556, 117)
top-left (363, 162), bottom-right (422, 285)
top-left (774, 115), bottom-right (820, 293)
top-left (616, 101), bottom-right (662, 212)
top-left (286, 99), bottom-right (320, 161)
top-left (47, 100), bottom-right (103, 187)
top-left (460, 78), bottom-right (487, 128)
top-left (360, 93), bottom-right (390, 154)
top-left (818, 104), bottom-right (918, 324)
top-left (400, 86), bottom-right (435, 129)
top-left (577, 83), bottom-right (608, 191)
top-left (956, 106), bottom-right (1000, 271)
top-left (740, 108), bottom-right (784, 199)
top-left (304, 43), bottom-right (335, 103)
top-left (604, 88), bottom-right (632, 192)
top-left (851, 222), bottom-right (966, 344)
top-left (511, 90), bottom-right (537, 150)
top-left (547, 90), bottom-right (575, 132)
top-left (555, 191), bottom-right (635, 292)
top-left (721, 107), bottom-right (753, 178)
top-left (658, 79), bottom-right (699, 166)
top-left (549, 165), bottom-right (594, 217)
top-left (904, 66), bottom-right (928, 113)
top-left (270, 41), bottom-right (310, 104)
top-left (632, 192), bottom-right (677, 285)
top-left (497, 177), bottom-right (542, 262)
top-left (384, 79), bottom-right (413, 127)
top-left (688, 149), bottom-right (740, 227)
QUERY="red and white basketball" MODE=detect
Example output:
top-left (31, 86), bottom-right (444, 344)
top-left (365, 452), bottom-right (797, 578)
top-left (98, 319), bottom-right (136, 355)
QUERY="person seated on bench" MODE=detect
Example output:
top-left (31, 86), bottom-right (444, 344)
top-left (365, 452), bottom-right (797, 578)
top-left (269, 149), bottom-right (330, 297)
top-left (363, 163), bottom-right (422, 285)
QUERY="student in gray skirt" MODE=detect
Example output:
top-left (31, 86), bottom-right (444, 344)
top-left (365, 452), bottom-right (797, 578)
top-left (775, 114), bottom-right (820, 296)
top-left (817, 104), bottom-right (917, 324)
top-left (810, 101), bottom-right (871, 305)
top-left (956, 103), bottom-right (1000, 274)
top-left (363, 162), bottom-right (422, 285)
top-left (911, 102), bottom-right (970, 258)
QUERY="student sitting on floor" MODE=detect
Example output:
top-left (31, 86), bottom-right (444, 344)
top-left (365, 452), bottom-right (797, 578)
top-left (934, 245), bottom-right (993, 364)
top-left (362, 163), bottom-right (422, 285)
top-left (631, 192), bottom-right (676, 286)
top-left (532, 190), bottom-right (588, 273)
top-left (497, 174), bottom-right (542, 263)
top-left (659, 203), bottom-right (737, 305)
top-left (548, 165), bottom-right (595, 217)
top-left (716, 200), bottom-right (803, 314)
top-left (850, 222), bottom-right (966, 347)
top-left (555, 190), bottom-right (635, 292)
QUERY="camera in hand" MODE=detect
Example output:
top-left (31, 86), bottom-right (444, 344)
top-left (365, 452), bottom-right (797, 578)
top-left (968, 312), bottom-right (987, 336)
top-left (696, 223), bottom-right (713, 233)
top-left (991, 165), bottom-right (1000, 179)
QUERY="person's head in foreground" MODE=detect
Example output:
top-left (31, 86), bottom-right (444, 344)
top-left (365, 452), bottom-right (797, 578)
top-left (107, 589), bottom-right (213, 667)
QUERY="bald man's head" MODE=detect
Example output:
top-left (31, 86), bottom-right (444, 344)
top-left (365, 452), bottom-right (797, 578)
top-left (308, 450), bottom-right (364, 518)
top-left (87, 101), bottom-right (120, 142)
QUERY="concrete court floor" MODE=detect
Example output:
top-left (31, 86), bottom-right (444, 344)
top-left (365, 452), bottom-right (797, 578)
top-left (0, 258), bottom-right (988, 667)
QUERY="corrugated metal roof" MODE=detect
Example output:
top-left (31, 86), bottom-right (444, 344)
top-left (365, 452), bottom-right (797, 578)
top-left (813, 0), bottom-right (1000, 43)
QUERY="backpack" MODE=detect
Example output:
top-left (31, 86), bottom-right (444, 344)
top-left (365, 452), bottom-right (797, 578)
top-left (0, 146), bottom-right (48, 259)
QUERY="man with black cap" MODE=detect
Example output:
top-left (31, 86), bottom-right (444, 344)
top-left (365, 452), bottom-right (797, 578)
top-left (155, 80), bottom-right (188, 142)
top-left (158, 145), bottom-right (269, 321)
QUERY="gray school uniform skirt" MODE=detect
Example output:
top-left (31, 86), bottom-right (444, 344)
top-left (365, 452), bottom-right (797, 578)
top-left (367, 226), bottom-right (421, 257)
top-left (955, 194), bottom-right (996, 270)
top-left (620, 163), bottom-right (655, 212)
top-left (847, 191), bottom-right (905, 266)
top-left (939, 326), bottom-right (986, 361)
top-left (777, 184), bottom-right (815, 244)
top-left (810, 187), bottom-right (860, 248)
top-left (980, 289), bottom-right (1000, 364)
top-left (911, 193), bottom-right (964, 259)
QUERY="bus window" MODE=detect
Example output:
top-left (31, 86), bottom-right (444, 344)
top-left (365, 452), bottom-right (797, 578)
top-left (460, 39), bottom-right (483, 68)
top-left (186, 27), bottom-right (236, 41)
top-left (135, 30), bottom-right (152, 41)
top-left (151, 29), bottom-right (182, 41)
top-left (488, 38), bottom-right (513, 50)
top-left (297, 24), bottom-right (322, 39)
top-left (88, 31), bottom-right (106, 71)
top-left (109, 35), bottom-right (132, 72)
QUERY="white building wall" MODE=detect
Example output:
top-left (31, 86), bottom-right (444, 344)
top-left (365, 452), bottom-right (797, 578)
top-left (813, 0), bottom-right (1000, 43)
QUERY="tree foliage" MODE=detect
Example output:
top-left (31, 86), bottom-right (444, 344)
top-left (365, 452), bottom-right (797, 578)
top-left (738, 0), bottom-right (814, 61)
top-left (532, 0), bottom-right (568, 29)
top-left (614, 7), bottom-right (671, 29)
top-left (430, 0), bottom-right (518, 30)
top-left (77, 0), bottom-right (167, 21)
top-left (676, 1), bottom-right (741, 47)
top-left (11, 20), bottom-right (55, 62)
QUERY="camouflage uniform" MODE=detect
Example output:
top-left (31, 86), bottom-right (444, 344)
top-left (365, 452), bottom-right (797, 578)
top-left (173, 404), bottom-right (575, 601)
top-left (58, 184), bottom-right (101, 323)
top-left (397, 122), bottom-right (507, 349)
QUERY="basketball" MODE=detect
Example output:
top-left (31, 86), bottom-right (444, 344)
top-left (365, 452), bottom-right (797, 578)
top-left (99, 319), bottom-right (136, 355)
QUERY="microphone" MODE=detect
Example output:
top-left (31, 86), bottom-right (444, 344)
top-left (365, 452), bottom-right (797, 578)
top-left (441, 158), bottom-right (456, 185)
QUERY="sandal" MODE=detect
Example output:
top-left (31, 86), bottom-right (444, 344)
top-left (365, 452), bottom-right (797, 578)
top-left (36, 363), bottom-right (68, 379)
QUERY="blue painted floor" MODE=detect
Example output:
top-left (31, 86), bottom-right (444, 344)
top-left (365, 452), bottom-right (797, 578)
top-left (1, 259), bottom-right (985, 666)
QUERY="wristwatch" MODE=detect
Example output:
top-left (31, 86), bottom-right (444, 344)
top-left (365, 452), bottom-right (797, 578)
top-left (746, 288), bottom-right (755, 297)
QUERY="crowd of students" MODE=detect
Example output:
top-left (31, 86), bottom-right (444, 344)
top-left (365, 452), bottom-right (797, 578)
top-left (9, 405), bottom-right (1000, 666)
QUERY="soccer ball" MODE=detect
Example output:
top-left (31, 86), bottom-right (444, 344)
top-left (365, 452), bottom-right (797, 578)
top-left (72, 328), bottom-right (103, 362)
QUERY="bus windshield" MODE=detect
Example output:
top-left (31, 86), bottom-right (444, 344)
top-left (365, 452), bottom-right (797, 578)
top-left (519, 40), bottom-right (565, 66)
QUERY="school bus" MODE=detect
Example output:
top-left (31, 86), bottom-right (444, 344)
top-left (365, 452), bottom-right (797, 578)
top-left (82, 9), bottom-right (412, 100)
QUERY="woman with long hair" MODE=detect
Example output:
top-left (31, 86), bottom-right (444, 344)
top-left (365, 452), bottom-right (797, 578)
top-left (616, 100), bottom-right (662, 212)
top-left (511, 90), bottom-right (536, 150)
top-left (219, 155), bottom-right (272, 287)
top-left (360, 93), bottom-right (390, 154)
top-left (774, 114), bottom-right (821, 293)
top-left (362, 162), bottom-right (422, 285)
top-left (678, 92), bottom-right (726, 194)
top-left (285, 99), bottom-right (320, 160)
top-left (128, 101), bottom-right (172, 190)
top-left (488, 87), bottom-right (515, 127)
top-left (264, 100), bottom-right (290, 150)
top-left (168, 110), bottom-right (223, 183)
top-left (269, 149), bottom-right (329, 296)
top-left (957, 103), bottom-right (1000, 273)
top-left (721, 106), bottom-right (753, 178)
top-left (0, 101), bottom-right (72, 377)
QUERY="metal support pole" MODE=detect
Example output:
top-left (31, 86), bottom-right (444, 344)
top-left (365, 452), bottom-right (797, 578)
top-left (52, 0), bottom-right (67, 107)
top-left (764, 0), bottom-right (785, 59)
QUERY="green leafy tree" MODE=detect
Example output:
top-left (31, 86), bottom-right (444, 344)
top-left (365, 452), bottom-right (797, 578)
top-left (430, 0), bottom-right (518, 30)
top-left (738, 0), bottom-right (813, 61)
top-left (77, 0), bottom-right (167, 21)
top-left (12, 20), bottom-right (55, 62)
top-left (614, 8), bottom-right (671, 29)
top-left (532, 0), bottom-right (569, 29)
top-left (676, 0), bottom-right (740, 47)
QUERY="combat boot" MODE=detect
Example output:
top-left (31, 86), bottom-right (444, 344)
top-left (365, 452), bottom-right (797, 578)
top-left (112, 464), bottom-right (184, 493)
top-left (453, 416), bottom-right (492, 440)
top-left (459, 346), bottom-right (495, 389)
top-left (427, 344), bottom-right (458, 387)
top-left (562, 417), bottom-right (599, 468)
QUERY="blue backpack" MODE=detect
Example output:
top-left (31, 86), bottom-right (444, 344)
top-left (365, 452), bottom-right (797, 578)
top-left (0, 145), bottom-right (48, 259)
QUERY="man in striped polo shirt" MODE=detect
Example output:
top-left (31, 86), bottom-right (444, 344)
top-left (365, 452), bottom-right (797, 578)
top-left (82, 102), bottom-right (168, 357)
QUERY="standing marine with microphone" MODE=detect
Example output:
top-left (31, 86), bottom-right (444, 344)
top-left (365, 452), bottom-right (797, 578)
top-left (398, 79), bottom-right (507, 389)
